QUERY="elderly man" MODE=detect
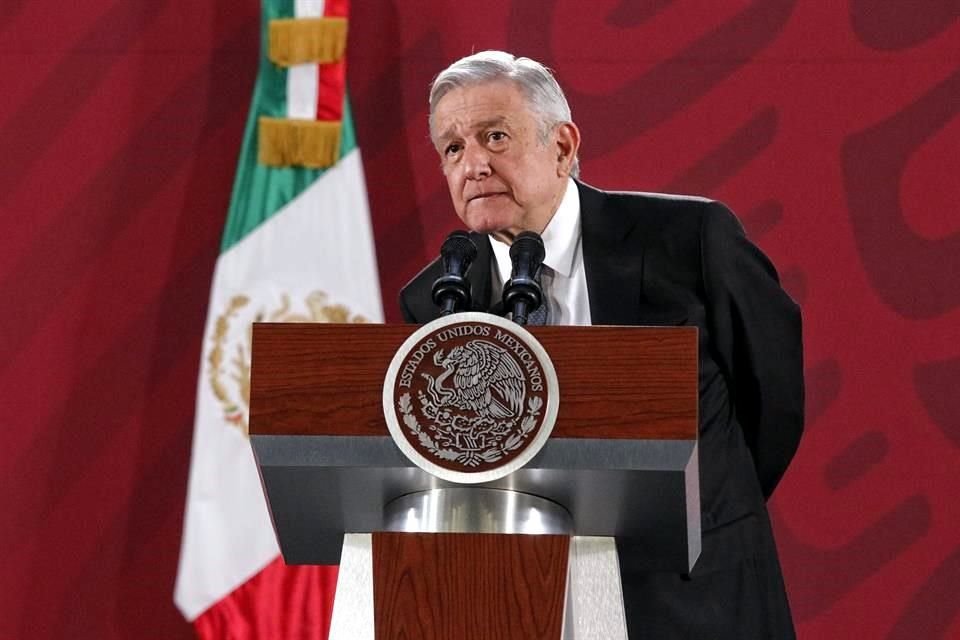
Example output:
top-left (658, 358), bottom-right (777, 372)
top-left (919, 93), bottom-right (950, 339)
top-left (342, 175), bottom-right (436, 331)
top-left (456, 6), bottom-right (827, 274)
top-left (400, 51), bottom-right (803, 639)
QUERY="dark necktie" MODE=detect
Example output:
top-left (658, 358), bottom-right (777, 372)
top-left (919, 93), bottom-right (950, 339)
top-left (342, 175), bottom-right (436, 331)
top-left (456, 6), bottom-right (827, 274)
top-left (527, 301), bottom-right (549, 325)
top-left (527, 265), bottom-right (552, 325)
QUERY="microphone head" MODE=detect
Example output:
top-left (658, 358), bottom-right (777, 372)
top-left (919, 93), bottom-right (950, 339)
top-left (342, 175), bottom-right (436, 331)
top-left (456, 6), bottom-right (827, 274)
top-left (508, 231), bottom-right (545, 278)
top-left (433, 230), bottom-right (477, 314)
top-left (440, 230), bottom-right (478, 275)
top-left (503, 231), bottom-right (545, 321)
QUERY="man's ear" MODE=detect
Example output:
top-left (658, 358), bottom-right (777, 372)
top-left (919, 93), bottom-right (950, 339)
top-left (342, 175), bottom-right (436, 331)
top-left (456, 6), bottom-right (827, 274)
top-left (554, 122), bottom-right (581, 177)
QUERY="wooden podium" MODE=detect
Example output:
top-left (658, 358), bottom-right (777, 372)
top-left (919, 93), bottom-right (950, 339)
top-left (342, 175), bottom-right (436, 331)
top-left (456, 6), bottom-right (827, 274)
top-left (249, 321), bottom-right (699, 639)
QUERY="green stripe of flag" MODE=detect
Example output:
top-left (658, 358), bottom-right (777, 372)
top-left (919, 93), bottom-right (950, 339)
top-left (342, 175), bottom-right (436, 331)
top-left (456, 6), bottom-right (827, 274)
top-left (220, 0), bottom-right (359, 253)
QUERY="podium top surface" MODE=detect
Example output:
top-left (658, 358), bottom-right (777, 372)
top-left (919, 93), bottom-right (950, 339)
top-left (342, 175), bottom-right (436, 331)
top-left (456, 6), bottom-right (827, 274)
top-left (250, 322), bottom-right (698, 441)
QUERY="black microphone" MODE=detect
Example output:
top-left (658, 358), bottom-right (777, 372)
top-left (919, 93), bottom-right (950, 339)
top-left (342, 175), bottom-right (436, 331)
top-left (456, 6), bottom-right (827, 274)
top-left (432, 230), bottom-right (478, 315)
top-left (502, 231), bottom-right (545, 325)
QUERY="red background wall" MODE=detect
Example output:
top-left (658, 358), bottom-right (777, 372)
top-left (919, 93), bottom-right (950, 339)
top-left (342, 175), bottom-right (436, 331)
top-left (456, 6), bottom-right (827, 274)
top-left (1, 1), bottom-right (958, 637)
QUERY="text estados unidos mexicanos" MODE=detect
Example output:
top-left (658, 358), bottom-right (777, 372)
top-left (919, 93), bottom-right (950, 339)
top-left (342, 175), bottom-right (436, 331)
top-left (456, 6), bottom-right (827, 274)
top-left (396, 324), bottom-right (543, 392)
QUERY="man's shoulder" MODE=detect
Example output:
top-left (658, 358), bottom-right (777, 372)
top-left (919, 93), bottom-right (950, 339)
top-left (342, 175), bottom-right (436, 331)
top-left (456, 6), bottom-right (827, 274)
top-left (579, 179), bottom-right (717, 211)
top-left (599, 187), bottom-right (714, 206)
top-left (398, 255), bottom-right (442, 322)
top-left (577, 180), bottom-right (724, 234)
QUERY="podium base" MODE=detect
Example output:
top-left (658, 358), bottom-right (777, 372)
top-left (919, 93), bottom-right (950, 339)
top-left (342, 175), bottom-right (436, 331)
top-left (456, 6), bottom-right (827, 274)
top-left (328, 533), bottom-right (627, 640)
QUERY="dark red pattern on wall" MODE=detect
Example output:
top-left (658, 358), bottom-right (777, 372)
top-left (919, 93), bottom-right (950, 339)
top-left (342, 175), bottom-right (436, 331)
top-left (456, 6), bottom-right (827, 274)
top-left (1, 1), bottom-right (958, 638)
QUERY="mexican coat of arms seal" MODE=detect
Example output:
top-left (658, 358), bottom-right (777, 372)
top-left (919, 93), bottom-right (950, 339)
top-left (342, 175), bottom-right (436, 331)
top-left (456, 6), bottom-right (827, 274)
top-left (383, 312), bottom-right (559, 484)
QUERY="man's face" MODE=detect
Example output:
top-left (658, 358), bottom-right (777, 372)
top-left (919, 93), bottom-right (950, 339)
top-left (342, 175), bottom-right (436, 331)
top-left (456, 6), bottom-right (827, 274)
top-left (431, 81), bottom-right (578, 243)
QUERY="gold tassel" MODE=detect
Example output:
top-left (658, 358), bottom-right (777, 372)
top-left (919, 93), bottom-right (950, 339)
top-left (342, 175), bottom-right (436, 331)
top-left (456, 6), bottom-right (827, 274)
top-left (268, 17), bottom-right (348, 67)
top-left (258, 117), bottom-right (342, 169)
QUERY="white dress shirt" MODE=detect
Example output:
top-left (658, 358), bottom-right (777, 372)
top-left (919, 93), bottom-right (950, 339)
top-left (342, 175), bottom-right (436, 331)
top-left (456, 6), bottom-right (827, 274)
top-left (490, 178), bottom-right (592, 325)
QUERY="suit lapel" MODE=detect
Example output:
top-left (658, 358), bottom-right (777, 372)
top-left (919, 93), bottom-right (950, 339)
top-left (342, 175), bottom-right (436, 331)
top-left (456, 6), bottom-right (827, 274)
top-left (578, 181), bottom-right (644, 326)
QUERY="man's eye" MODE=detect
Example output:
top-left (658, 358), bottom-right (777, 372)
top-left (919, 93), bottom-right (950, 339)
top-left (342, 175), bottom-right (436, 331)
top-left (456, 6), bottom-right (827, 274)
top-left (444, 143), bottom-right (462, 156)
top-left (488, 131), bottom-right (507, 143)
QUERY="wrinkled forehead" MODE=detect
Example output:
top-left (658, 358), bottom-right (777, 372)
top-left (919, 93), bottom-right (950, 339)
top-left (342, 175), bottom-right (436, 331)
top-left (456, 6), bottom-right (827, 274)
top-left (430, 81), bottom-right (533, 141)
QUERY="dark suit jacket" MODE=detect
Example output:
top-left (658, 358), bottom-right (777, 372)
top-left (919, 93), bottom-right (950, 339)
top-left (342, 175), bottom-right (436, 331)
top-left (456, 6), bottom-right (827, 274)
top-left (399, 180), bottom-right (803, 637)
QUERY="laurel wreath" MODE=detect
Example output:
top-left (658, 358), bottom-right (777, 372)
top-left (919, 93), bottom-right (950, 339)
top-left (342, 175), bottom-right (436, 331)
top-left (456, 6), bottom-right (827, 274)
top-left (398, 393), bottom-right (544, 467)
top-left (209, 292), bottom-right (368, 436)
top-left (209, 295), bottom-right (251, 433)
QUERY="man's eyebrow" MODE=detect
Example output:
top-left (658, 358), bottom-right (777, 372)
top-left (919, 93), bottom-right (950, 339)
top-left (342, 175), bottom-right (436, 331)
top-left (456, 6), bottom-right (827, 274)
top-left (434, 127), bottom-right (458, 146)
top-left (475, 116), bottom-right (508, 129)
top-left (435, 116), bottom-right (510, 146)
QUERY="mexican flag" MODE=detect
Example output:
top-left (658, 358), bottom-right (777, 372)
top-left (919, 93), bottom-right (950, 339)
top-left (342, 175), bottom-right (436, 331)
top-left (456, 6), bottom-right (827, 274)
top-left (174, 0), bottom-right (382, 636)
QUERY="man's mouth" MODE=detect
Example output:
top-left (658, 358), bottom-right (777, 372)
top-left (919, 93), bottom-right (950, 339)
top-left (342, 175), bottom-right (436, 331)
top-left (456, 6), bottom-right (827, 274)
top-left (468, 192), bottom-right (507, 202)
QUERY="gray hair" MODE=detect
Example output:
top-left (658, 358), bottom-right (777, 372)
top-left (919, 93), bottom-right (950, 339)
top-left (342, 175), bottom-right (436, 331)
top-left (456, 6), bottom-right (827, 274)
top-left (429, 50), bottom-right (580, 177)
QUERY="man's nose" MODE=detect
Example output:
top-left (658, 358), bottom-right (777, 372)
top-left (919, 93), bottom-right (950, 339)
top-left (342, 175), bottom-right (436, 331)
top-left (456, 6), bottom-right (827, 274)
top-left (463, 144), bottom-right (492, 180)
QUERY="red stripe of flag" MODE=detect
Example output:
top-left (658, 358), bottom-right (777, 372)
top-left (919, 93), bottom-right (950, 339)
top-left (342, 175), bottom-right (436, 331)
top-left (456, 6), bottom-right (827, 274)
top-left (194, 558), bottom-right (339, 639)
top-left (316, 0), bottom-right (348, 121)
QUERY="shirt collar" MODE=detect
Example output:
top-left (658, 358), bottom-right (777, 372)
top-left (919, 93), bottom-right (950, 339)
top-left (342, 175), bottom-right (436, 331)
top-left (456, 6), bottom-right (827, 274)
top-left (540, 177), bottom-right (581, 277)
top-left (490, 178), bottom-right (581, 282)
